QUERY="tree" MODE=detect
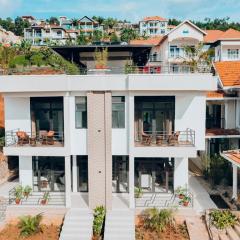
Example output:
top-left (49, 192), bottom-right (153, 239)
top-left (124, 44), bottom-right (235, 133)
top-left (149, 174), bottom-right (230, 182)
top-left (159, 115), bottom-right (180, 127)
top-left (92, 30), bottom-right (103, 42)
top-left (120, 28), bottom-right (139, 43)
top-left (14, 17), bottom-right (30, 36)
top-left (182, 42), bottom-right (214, 71)
top-left (47, 17), bottom-right (60, 25)
top-left (77, 31), bottom-right (88, 45)
top-left (92, 16), bottom-right (105, 25)
top-left (103, 17), bottom-right (118, 31)
top-left (72, 18), bottom-right (79, 27)
top-left (110, 32), bottom-right (119, 43)
top-left (0, 46), bottom-right (17, 73)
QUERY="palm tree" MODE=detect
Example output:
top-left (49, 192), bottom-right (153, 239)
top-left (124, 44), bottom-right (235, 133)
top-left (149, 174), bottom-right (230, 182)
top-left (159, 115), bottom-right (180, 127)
top-left (182, 42), bottom-right (214, 72)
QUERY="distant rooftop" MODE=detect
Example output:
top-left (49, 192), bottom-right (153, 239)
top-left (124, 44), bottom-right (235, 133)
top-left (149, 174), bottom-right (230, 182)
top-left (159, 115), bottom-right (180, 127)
top-left (142, 16), bottom-right (167, 22)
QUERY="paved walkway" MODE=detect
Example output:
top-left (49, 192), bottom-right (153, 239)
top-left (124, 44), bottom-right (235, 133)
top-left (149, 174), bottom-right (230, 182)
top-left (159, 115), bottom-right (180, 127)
top-left (0, 179), bottom-right (19, 198)
top-left (189, 173), bottom-right (217, 213)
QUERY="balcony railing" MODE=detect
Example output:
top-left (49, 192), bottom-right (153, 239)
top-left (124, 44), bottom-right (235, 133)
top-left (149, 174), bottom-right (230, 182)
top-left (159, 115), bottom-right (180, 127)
top-left (82, 64), bottom-right (211, 75)
top-left (135, 129), bottom-right (195, 147)
top-left (5, 129), bottom-right (64, 147)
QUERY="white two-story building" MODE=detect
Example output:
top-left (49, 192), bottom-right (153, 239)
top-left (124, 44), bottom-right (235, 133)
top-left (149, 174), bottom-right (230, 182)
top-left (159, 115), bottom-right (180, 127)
top-left (0, 54), bottom-right (216, 210)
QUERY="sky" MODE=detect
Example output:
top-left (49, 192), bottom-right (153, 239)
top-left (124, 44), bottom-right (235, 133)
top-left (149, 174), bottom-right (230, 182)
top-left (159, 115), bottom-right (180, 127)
top-left (0, 0), bottom-right (240, 22)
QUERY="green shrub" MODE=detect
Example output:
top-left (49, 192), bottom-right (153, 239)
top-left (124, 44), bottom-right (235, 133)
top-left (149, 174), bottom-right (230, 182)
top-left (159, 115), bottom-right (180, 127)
top-left (30, 52), bottom-right (45, 67)
top-left (93, 206), bottom-right (106, 237)
top-left (210, 209), bottom-right (237, 230)
top-left (143, 208), bottom-right (174, 232)
top-left (9, 55), bottom-right (28, 68)
top-left (18, 213), bottom-right (43, 237)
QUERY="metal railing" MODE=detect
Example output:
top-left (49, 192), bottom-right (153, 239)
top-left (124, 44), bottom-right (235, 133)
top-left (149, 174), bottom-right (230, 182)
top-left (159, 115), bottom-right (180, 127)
top-left (81, 64), bottom-right (211, 75)
top-left (5, 129), bottom-right (64, 147)
top-left (0, 64), bottom-right (212, 76)
top-left (135, 129), bottom-right (195, 146)
top-left (9, 186), bottom-right (65, 206)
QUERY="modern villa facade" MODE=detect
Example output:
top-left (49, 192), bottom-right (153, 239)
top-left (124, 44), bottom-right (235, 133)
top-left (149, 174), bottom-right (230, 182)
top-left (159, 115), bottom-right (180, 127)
top-left (1, 69), bottom-right (216, 210)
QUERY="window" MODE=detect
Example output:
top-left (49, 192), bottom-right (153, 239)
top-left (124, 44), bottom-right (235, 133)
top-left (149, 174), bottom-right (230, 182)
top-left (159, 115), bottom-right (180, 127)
top-left (228, 49), bottom-right (239, 59)
top-left (112, 96), bottom-right (125, 128)
top-left (170, 46), bottom-right (180, 58)
top-left (75, 97), bottom-right (87, 128)
top-left (161, 29), bottom-right (165, 34)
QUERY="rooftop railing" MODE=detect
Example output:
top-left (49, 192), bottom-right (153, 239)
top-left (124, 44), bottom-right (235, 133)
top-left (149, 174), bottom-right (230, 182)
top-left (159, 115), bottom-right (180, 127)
top-left (135, 129), bottom-right (195, 147)
top-left (0, 64), bottom-right (212, 76)
top-left (5, 129), bottom-right (64, 147)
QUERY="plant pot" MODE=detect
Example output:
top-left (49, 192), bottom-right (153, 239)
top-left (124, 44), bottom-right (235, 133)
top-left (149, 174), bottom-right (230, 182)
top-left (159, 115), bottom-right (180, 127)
top-left (95, 65), bottom-right (108, 70)
top-left (41, 199), bottom-right (47, 205)
top-left (15, 199), bottom-right (21, 205)
top-left (23, 192), bottom-right (29, 198)
top-left (183, 201), bottom-right (189, 207)
top-left (178, 194), bottom-right (185, 199)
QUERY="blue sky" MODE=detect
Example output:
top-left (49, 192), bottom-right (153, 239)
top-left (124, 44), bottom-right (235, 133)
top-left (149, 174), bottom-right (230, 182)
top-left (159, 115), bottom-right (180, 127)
top-left (0, 0), bottom-right (240, 22)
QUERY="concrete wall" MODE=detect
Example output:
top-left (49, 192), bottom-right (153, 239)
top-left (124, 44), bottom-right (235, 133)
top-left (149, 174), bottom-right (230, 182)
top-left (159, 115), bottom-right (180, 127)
top-left (174, 157), bottom-right (188, 190)
top-left (4, 97), bottom-right (31, 132)
top-left (19, 156), bottom-right (32, 187)
top-left (87, 92), bottom-right (112, 210)
top-left (225, 100), bottom-right (236, 129)
top-left (0, 95), bottom-right (4, 128)
top-left (175, 92), bottom-right (206, 150)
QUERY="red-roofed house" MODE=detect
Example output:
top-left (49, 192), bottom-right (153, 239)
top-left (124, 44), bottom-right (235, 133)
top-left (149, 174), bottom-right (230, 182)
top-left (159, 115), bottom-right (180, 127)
top-left (140, 16), bottom-right (168, 36)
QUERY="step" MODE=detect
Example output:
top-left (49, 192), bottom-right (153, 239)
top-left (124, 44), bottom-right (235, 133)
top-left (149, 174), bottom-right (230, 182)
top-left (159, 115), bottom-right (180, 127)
top-left (226, 227), bottom-right (239, 240)
top-left (60, 233), bottom-right (91, 240)
top-left (219, 233), bottom-right (229, 240)
top-left (233, 224), bottom-right (240, 237)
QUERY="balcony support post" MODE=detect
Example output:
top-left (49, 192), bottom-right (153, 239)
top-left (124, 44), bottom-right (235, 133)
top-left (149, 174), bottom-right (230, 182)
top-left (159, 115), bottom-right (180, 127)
top-left (232, 164), bottom-right (238, 200)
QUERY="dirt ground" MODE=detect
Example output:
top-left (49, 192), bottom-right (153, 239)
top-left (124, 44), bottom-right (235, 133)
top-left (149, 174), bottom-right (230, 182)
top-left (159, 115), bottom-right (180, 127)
top-left (0, 223), bottom-right (61, 240)
top-left (135, 216), bottom-right (189, 240)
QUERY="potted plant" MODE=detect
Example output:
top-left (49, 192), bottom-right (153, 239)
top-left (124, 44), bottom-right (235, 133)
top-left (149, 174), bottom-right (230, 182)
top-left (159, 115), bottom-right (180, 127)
top-left (94, 48), bottom-right (108, 69)
top-left (175, 186), bottom-right (187, 199)
top-left (181, 195), bottom-right (191, 207)
top-left (40, 191), bottom-right (50, 205)
top-left (23, 185), bottom-right (32, 198)
top-left (13, 185), bottom-right (23, 205)
top-left (135, 187), bottom-right (143, 198)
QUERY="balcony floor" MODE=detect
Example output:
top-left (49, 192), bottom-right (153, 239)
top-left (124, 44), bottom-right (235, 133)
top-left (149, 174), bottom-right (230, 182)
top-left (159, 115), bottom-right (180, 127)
top-left (9, 142), bottom-right (64, 148)
top-left (135, 141), bottom-right (193, 147)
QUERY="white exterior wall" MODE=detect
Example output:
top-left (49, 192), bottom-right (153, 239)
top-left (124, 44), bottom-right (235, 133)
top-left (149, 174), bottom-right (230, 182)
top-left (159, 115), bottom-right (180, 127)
top-left (19, 156), bottom-right (32, 187)
top-left (174, 157), bottom-right (188, 189)
top-left (220, 41), bottom-right (240, 61)
top-left (175, 92), bottom-right (206, 150)
top-left (4, 97), bottom-right (31, 133)
top-left (225, 100), bottom-right (236, 129)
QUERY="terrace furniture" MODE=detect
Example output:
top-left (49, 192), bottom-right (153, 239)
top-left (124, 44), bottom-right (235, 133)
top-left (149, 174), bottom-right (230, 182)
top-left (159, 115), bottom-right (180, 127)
top-left (47, 131), bottom-right (55, 145)
top-left (141, 132), bottom-right (152, 145)
top-left (29, 137), bottom-right (37, 146)
top-left (16, 131), bottom-right (29, 145)
top-left (156, 135), bottom-right (164, 145)
top-left (168, 131), bottom-right (180, 146)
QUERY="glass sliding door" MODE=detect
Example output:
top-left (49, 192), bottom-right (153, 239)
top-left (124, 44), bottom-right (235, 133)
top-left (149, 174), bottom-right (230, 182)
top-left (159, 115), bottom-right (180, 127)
top-left (112, 156), bottom-right (129, 193)
top-left (33, 157), bottom-right (65, 192)
top-left (135, 158), bottom-right (174, 193)
top-left (135, 96), bottom-right (175, 141)
top-left (30, 97), bottom-right (64, 135)
top-left (77, 156), bottom-right (88, 192)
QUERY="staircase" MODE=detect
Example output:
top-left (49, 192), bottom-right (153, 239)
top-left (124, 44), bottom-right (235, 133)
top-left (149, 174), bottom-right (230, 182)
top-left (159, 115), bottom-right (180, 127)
top-left (60, 209), bottom-right (93, 240)
top-left (104, 209), bottom-right (135, 240)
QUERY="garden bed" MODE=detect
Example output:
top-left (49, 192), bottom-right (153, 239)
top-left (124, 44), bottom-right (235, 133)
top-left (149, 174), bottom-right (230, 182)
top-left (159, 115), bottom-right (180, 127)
top-left (135, 209), bottom-right (189, 240)
top-left (0, 223), bottom-right (61, 240)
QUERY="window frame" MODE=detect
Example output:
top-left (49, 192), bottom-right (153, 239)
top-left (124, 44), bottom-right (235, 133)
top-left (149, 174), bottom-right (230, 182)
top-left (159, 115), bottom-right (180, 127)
top-left (228, 49), bottom-right (239, 59)
top-left (75, 96), bottom-right (87, 129)
top-left (112, 96), bottom-right (125, 129)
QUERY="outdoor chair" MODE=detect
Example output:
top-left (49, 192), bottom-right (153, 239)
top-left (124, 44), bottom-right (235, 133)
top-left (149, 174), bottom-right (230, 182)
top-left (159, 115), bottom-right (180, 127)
top-left (156, 135), bottom-right (164, 145)
top-left (46, 130), bottom-right (55, 145)
top-left (141, 132), bottom-right (152, 145)
top-left (16, 131), bottom-right (29, 145)
top-left (168, 131), bottom-right (180, 146)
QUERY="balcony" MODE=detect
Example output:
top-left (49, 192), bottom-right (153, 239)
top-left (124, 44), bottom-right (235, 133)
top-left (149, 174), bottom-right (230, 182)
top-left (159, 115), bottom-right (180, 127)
top-left (135, 129), bottom-right (195, 147)
top-left (5, 129), bottom-right (64, 147)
